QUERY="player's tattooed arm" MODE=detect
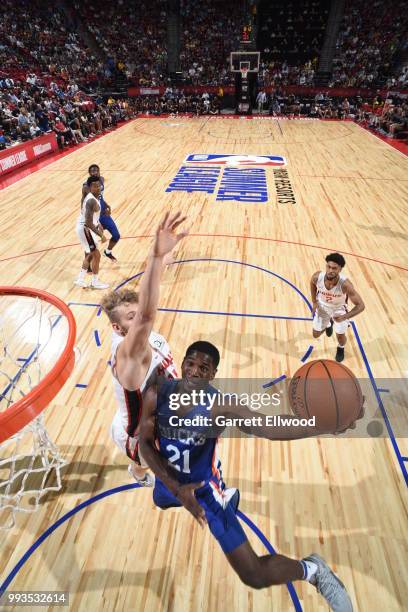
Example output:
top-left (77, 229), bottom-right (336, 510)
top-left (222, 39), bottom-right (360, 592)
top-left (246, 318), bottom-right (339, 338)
top-left (334, 280), bottom-right (365, 322)
top-left (84, 198), bottom-right (104, 237)
top-left (310, 271), bottom-right (319, 314)
top-left (139, 386), bottom-right (206, 527)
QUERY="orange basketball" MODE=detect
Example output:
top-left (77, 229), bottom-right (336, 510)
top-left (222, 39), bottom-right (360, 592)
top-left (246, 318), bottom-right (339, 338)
top-left (289, 360), bottom-right (363, 432)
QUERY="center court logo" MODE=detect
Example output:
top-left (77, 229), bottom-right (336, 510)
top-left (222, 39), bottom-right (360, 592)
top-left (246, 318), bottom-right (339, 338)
top-left (166, 153), bottom-right (294, 203)
top-left (185, 154), bottom-right (286, 167)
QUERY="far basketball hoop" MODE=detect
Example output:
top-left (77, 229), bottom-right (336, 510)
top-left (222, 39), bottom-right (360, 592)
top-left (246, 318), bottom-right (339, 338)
top-left (230, 51), bottom-right (260, 75)
top-left (230, 52), bottom-right (259, 115)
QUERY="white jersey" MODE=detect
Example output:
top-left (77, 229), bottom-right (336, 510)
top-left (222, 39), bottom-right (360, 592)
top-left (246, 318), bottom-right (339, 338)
top-left (316, 271), bottom-right (348, 315)
top-left (111, 330), bottom-right (178, 436)
top-left (77, 192), bottom-right (99, 227)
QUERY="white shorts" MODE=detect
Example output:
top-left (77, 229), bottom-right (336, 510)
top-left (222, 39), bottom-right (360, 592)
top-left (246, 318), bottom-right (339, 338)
top-left (76, 224), bottom-right (100, 254)
top-left (313, 307), bottom-right (349, 335)
top-left (110, 410), bottom-right (148, 467)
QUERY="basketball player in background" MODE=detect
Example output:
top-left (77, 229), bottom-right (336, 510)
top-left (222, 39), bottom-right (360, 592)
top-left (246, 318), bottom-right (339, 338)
top-left (311, 253), bottom-right (365, 362)
top-left (82, 164), bottom-right (120, 261)
top-left (100, 212), bottom-right (188, 485)
top-left (139, 341), bottom-right (358, 611)
top-left (75, 176), bottom-right (109, 289)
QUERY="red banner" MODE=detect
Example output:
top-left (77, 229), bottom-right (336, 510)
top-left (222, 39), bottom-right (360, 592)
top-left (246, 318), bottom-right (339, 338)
top-left (0, 133), bottom-right (58, 177)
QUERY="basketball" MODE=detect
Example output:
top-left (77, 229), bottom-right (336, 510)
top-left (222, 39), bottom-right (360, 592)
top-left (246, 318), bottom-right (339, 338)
top-left (289, 360), bottom-right (363, 432)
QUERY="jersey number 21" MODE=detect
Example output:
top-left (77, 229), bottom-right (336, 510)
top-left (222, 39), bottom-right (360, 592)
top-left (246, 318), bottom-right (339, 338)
top-left (166, 444), bottom-right (191, 473)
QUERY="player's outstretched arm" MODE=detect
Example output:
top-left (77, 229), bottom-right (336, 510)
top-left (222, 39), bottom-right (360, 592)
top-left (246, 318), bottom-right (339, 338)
top-left (117, 212), bottom-right (188, 374)
top-left (139, 386), bottom-right (206, 527)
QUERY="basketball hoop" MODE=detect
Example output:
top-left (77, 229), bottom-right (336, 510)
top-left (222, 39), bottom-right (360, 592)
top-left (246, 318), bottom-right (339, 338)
top-left (0, 287), bottom-right (76, 529)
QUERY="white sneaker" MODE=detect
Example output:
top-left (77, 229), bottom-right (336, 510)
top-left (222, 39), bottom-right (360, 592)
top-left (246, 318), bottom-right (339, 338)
top-left (303, 553), bottom-right (353, 611)
top-left (128, 465), bottom-right (154, 487)
top-left (74, 278), bottom-right (88, 288)
top-left (90, 279), bottom-right (109, 289)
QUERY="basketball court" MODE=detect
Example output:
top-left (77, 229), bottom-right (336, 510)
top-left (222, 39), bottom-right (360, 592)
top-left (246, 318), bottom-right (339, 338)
top-left (0, 117), bottom-right (407, 610)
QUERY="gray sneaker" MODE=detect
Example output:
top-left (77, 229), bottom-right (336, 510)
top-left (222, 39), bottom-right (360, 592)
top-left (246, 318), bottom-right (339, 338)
top-left (303, 553), bottom-right (353, 611)
top-left (128, 465), bottom-right (154, 487)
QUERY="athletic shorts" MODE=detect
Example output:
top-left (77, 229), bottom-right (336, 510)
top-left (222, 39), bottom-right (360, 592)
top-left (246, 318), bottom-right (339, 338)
top-left (110, 410), bottom-right (147, 467)
top-left (153, 479), bottom-right (247, 554)
top-left (76, 224), bottom-right (99, 254)
top-left (313, 306), bottom-right (349, 335)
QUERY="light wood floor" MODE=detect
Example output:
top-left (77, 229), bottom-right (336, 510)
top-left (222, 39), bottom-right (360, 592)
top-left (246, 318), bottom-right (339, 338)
top-left (1, 118), bottom-right (408, 611)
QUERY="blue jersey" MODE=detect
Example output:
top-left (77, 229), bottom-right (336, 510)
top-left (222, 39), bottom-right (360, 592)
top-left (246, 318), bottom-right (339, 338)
top-left (153, 380), bottom-right (247, 555)
top-left (156, 380), bottom-right (225, 494)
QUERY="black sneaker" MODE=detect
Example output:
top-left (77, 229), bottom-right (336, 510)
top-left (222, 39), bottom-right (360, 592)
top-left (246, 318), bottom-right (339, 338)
top-left (335, 347), bottom-right (345, 362)
top-left (326, 320), bottom-right (333, 337)
top-left (104, 250), bottom-right (117, 262)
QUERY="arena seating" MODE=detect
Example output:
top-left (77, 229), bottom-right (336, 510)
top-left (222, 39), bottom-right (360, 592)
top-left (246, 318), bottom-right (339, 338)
top-left (74, 0), bottom-right (168, 87)
top-left (0, 0), bottom-right (98, 88)
top-left (0, 0), bottom-right (407, 151)
top-left (257, 0), bottom-right (330, 64)
top-left (330, 0), bottom-right (408, 88)
top-left (180, 0), bottom-right (246, 86)
top-left (0, 76), bottom-right (136, 150)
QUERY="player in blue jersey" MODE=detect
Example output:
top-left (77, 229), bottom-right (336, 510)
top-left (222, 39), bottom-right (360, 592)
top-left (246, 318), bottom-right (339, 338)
top-left (82, 164), bottom-right (120, 261)
top-left (140, 341), bottom-right (360, 611)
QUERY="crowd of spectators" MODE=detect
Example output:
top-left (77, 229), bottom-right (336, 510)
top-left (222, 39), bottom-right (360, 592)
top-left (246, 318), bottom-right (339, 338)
top-left (360, 95), bottom-right (408, 138)
top-left (0, 0), bottom-right (103, 90)
top-left (0, 76), bottom-right (135, 151)
top-left (258, 0), bottom-right (329, 63)
top-left (180, 0), bottom-right (246, 86)
top-left (330, 0), bottom-right (408, 88)
top-left (254, 90), bottom-right (407, 140)
top-left (258, 59), bottom-right (317, 88)
top-left (0, 0), bottom-right (407, 155)
top-left (132, 90), bottom-right (221, 115)
top-left (255, 0), bottom-right (328, 89)
top-left (74, 0), bottom-right (168, 88)
top-left (256, 91), bottom-right (355, 117)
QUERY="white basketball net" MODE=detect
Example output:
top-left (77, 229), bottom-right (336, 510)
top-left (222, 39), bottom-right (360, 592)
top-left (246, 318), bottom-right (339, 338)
top-left (0, 294), bottom-right (69, 530)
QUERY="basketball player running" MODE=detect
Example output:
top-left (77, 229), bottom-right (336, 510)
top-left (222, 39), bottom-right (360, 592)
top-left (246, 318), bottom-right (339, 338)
top-left (75, 176), bottom-right (109, 289)
top-left (100, 212), bottom-right (187, 485)
top-left (82, 164), bottom-right (120, 261)
top-left (311, 253), bottom-right (365, 362)
top-left (139, 341), bottom-right (358, 611)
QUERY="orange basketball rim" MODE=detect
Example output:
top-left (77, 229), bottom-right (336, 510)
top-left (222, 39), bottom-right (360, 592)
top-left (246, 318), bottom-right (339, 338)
top-left (0, 286), bottom-right (77, 443)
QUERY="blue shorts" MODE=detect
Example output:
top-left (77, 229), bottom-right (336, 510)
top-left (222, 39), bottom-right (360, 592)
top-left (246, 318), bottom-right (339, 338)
top-left (100, 215), bottom-right (120, 242)
top-left (153, 479), bottom-right (247, 554)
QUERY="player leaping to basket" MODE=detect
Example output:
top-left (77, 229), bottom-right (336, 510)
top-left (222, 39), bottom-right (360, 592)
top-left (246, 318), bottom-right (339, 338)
top-left (139, 341), bottom-right (360, 612)
top-left (100, 212), bottom-right (187, 486)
